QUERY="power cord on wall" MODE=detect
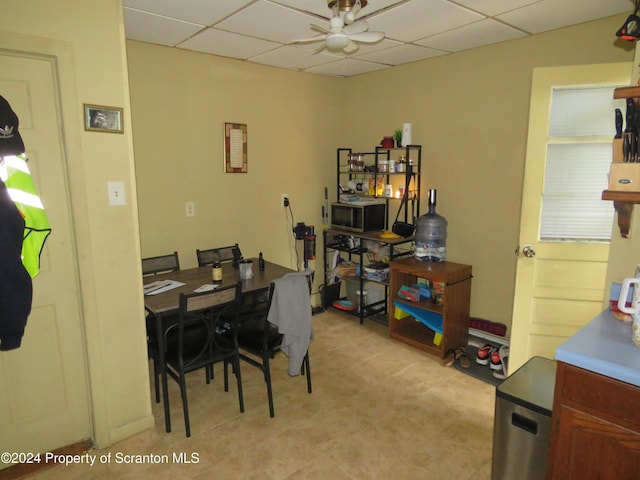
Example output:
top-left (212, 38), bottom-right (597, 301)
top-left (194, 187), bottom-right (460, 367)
top-left (284, 199), bottom-right (302, 270)
top-left (283, 199), bottom-right (322, 312)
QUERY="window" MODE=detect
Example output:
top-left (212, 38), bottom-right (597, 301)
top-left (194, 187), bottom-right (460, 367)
top-left (539, 86), bottom-right (624, 241)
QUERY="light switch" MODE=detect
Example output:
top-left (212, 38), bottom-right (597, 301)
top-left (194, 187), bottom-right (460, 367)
top-left (108, 181), bottom-right (126, 206)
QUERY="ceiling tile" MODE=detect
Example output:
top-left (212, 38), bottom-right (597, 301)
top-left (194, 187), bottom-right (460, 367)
top-left (177, 28), bottom-right (280, 59)
top-left (123, 0), bottom-right (253, 26)
top-left (250, 45), bottom-right (342, 70)
top-left (497, 0), bottom-right (634, 34)
top-left (304, 58), bottom-right (390, 77)
top-left (124, 8), bottom-right (203, 46)
top-left (356, 43), bottom-right (446, 66)
top-left (270, 0), bottom-right (333, 19)
top-left (351, 38), bottom-right (404, 56)
top-left (417, 19), bottom-right (527, 52)
top-left (367, 0), bottom-right (484, 42)
top-left (216, 0), bottom-right (319, 44)
top-left (453, 0), bottom-right (541, 17)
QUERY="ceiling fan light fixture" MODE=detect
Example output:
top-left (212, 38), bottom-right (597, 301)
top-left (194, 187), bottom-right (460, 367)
top-left (326, 34), bottom-right (350, 50)
top-left (327, 0), bottom-right (367, 13)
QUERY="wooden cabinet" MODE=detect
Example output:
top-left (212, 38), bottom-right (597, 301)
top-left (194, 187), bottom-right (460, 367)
top-left (388, 257), bottom-right (471, 358)
top-left (546, 361), bottom-right (640, 479)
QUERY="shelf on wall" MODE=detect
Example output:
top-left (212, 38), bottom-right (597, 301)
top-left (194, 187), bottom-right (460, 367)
top-left (601, 190), bottom-right (640, 238)
top-left (602, 86), bottom-right (640, 237)
top-left (614, 86), bottom-right (640, 99)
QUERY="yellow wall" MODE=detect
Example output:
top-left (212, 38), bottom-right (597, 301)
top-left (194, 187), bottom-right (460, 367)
top-left (127, 43), bottom-right (343, 287)
top-left (1, 0), bottom-right (152, 448)
top-left (129, 14), bottom-right (633, 332)
top-left (341, 15), bottom-right (632, 330)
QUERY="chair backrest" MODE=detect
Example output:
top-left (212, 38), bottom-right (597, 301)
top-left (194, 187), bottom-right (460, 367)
top-left (169, 282), bottom-right (242, 366)
top-left (142, 251), bottom-right (180, 276)
top-left (196, 244), bottom-right (242, 267)
top-left (182, 282), bottom-right (240, 314)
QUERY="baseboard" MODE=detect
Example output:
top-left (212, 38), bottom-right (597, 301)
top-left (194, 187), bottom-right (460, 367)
top-left (108, 414), bottom-right (155, 446)
top-left (0, 439), bottom-right (93, 480)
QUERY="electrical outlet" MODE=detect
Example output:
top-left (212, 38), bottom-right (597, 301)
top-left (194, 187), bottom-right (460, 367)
top-left (185, 201), bottom-right (195, 217)
top-left (281, 194), bottom-right (289, 207)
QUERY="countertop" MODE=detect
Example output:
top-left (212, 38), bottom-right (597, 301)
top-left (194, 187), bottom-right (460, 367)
top-left (556, 309), bottom-right (640, 387)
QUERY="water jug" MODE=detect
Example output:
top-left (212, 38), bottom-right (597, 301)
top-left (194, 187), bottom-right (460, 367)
top-left (415, 189), bottom-right (447, 262)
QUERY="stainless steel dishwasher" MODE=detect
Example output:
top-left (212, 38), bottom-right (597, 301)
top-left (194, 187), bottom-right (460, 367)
top-left (491, 356), bottom-right (557, 480)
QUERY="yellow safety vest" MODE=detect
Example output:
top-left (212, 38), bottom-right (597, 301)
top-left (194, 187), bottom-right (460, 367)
top-left (0, 154), bottom-right (51, 277)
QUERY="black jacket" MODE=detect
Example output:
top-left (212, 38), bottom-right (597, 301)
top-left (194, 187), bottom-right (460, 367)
top-left (0, 180), bottom-right (32, 350)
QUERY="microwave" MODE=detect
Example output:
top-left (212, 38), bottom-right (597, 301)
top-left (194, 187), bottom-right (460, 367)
top-left (331, 202), bottom-right (386, 233)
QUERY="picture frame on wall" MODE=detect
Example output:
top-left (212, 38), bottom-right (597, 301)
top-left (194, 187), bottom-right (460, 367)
top-left (224, 122), bottom-right (247, 173)
top-left (84, 104), bottom-right (124, 133)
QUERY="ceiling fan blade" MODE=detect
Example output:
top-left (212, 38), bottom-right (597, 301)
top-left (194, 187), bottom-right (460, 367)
top-left (292, 34), bottom-right (328, 44)
top-left (344, 40), bottom-right (360, 54)
top-left (312, 43), bottom-right (327, 55)
top-left (350, 31), bottom-right (384, 43)
top-left (310, 23), bottom-right (330, 34)
top-left (344, 1), bottom-right (361, 24)
top-left (344, 20), bottom-right (368, 35)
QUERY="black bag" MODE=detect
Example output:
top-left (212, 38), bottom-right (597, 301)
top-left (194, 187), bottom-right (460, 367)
top-left (391, 176), bottom-right (415, 237)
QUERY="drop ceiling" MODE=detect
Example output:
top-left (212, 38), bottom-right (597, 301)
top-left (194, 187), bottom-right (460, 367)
top-left (123, 0), bottom-right (634, 78)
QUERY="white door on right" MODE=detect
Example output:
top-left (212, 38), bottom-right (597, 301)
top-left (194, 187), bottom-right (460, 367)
top-left (509, 62), bottom-right (632, 373)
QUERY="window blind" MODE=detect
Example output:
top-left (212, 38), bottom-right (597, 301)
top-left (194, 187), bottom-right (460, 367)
top-left (540, 87), bottom-right (622, 241)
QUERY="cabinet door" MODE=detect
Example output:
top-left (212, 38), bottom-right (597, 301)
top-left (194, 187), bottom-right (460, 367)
top-left (547, 405), bottom-right (640, 479)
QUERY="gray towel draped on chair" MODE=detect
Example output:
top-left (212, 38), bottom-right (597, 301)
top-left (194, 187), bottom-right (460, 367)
top-left (267, 270), bottom-right (313, 375)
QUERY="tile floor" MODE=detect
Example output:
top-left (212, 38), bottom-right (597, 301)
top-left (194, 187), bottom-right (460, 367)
top-left (25, 310), bottom-right (496, 479)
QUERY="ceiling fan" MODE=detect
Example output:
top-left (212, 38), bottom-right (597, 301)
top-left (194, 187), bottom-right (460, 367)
top-left (293, 0), bottom-right (384, 54)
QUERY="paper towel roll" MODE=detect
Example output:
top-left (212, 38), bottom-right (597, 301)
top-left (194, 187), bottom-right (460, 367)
top-left (402, 122), bottom-right (412, 146)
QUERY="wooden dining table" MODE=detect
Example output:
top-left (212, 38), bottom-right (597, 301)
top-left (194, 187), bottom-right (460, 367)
top-left (143, 258), bottom-right (295, 432)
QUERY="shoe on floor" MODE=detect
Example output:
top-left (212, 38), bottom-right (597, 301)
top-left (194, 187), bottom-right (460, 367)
top-left (490, 348), bottom-right (502, 370)
top-left (476, 344), bottom-right (493, 365)
top-left (492, 345), bottom-right (510, 380)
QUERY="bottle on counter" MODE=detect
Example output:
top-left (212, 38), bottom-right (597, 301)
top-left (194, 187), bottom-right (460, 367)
top-left (396, 155), bottom-right (406, 173)
top-left (258, 252), bottom-right (265, 272)
top-left (212, 253), bottom-right (223, 282)
top-left (415, 189), bottom-right (448, 262)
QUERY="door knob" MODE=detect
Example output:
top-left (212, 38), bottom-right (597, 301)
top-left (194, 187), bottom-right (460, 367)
top-left (522, 245), bottom-right (536, 258)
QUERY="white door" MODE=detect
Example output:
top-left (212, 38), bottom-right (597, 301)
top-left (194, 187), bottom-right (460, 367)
top-left (0, 53), bottom-right (91, 461)
top-left (509, 63), bottom-right (632, 373)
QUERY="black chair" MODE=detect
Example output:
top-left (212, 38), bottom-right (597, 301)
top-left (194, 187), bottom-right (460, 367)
top-left (196, 244), bottom-right (241, 267)
top-left (142, 251), bottom-right (180, 275)
top-left (234, 271), bottom-right (313, 417)
top-left (164, 281), bottom-right (244, 437)
top-left (142, 252), bottom-right (180, 403)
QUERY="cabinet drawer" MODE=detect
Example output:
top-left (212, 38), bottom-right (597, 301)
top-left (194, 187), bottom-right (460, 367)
top-left (560, 363), bottom-right (640, 431)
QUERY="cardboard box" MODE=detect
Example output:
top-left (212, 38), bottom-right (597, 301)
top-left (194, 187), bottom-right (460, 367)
top-left (608, 162), bottom-right (640, 191)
